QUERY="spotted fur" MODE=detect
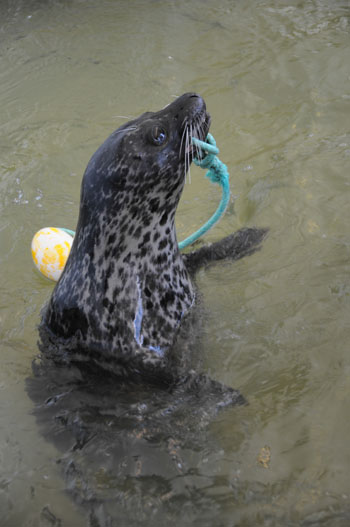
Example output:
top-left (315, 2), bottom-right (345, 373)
top-left (41, 93), bottom-right (266, 386)
top-left (41, 94), bottom-right (211, 380)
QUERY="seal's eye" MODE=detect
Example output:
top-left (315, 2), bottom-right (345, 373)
top-left (150, 126), bottom-right (167, 146)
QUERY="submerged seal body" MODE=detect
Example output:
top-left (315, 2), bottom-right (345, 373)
top-left (41, 93), bottom-right (266, 385)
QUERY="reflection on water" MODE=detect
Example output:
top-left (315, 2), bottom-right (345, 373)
top-left (1, 0), bottom-right (350, 525)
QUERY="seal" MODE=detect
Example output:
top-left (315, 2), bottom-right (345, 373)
top-left (40, 93), bottom-right (266, 387)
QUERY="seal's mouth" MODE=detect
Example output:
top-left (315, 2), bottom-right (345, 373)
top-left (181, 110), bottom-right (211, 161)
top-left (190, 111), bottom-right (211, 153)
top-left (179, 108), bottom-right (210, 183)
top-left (195, 111), bottom-right (211, 142)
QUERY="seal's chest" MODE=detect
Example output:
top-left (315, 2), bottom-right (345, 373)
top-left (116, 261), bottom-right (196, 362)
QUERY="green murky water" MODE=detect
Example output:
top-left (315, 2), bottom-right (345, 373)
top-left (1, 1), bottom-right (350, 525)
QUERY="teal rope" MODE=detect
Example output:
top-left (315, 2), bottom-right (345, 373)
top-left (59, 228), bottom-right (75, 237)
top-left (59, 133), bottom-right (230, 250)
top-left (178, 133), bottom-right (230, 250)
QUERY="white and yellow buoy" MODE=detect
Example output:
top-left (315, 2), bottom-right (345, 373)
top-left (31, 227), bottom-right (74, 282)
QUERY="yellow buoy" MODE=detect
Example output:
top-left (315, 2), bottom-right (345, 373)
top-left (31, 227), bottom-right (73, 281)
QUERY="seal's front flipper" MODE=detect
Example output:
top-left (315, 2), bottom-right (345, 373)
top-left (183, 227), bottom-right (268, 274)
top-left (173, 371), bottom-right (246, 414)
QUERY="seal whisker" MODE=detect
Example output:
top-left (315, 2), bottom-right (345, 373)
top-left (200, 120), bottom-right (206, 140)
top-left (112, 115), bottom-right (135, 120)
top-left (196, 122), bottom-right (203, 159)
top-left (184, 125), bottom-right (189, 185)
top-left (182, 124), bottom-right (187, 183)
top-left (188, 126), bottom-right (192, 184)
top-left (186, 126), bottom-right (191, 185)
top-left (197, 122), bottom-right (204, 159)
top-left (193, 120), bottom-right (201, 160)
top-left (187, 124), bottom-right (191, 184)
top-left (180, 121), bottom-right (187, 160)
top-left (113, 127), bottom-right (138, 135)
top-left (198, 117), bottom-right (205, 138)
top-left (196, 120), bottom-right (206, 158)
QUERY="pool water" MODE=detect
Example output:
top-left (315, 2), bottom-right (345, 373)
top-left (1, 1), bottom-right (350, 525)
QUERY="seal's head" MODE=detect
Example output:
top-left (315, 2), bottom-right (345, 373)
top-left (42, 93), bottom-right (211, 382)
top-left (79, 93), bottom-right (210, 229)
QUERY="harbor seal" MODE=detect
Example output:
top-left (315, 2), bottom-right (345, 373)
top-left (40, 93), bottom-right (266, 388)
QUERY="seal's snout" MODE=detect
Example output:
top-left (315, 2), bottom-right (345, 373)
top-left (158, 93), bottom-right (210, 141)
top-left (177, 92), bottom-right (206, 114)
top-left (177, 93), bottom-right (210, 137)
top-left (186, 92), bottom-right (204, 106)
top-left (159, 93), bottom-right (210, 162)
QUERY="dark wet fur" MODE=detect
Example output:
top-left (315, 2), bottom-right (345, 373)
top-left (27, 353), bottom-right (246, 525)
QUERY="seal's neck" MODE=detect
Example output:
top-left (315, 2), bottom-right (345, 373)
top-left (72, 204), bottom-right (180, 269)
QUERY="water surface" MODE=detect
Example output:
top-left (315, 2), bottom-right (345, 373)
top-left (1, 1), bottom-right (350, 525)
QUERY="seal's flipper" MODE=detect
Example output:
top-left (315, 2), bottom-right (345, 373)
top-left (174, 370), bottom-right (246, 411)
top-left (183, 227), bottom-right (268, 274)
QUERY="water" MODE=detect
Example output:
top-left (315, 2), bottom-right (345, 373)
top-left (1, 0), bottom-right (350, 525)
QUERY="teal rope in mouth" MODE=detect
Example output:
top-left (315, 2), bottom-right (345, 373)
top-left (60, 133), bottom-right (230, 250)
top-left (178, 133), bottom-right (230, 250)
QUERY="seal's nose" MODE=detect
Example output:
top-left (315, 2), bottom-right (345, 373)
top-left (161, 93), bottom-right (201, 112)
top-left (182, 92), bottom-right (202, 102)
top-left (174, 92), bottom-right (206, 114)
